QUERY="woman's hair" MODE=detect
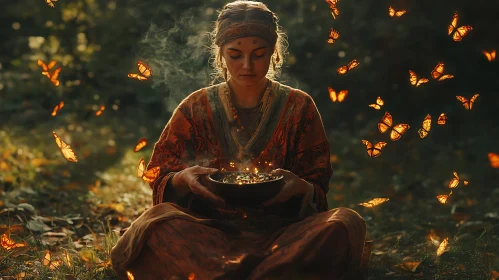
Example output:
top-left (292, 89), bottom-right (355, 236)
top-left (209, 1), bottom-right (288, 83)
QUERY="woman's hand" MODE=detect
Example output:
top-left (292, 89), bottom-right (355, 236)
top-left (263, 168), bottom-right (313, 207)
top-left (173, 165), bottom-right (225, 206)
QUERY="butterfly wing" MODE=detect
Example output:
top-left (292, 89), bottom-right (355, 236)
top-left (327, 28), bottom-right (340, 44)
top-left (142, 166), bottom-right (161, 183)
top-left (390, 124), bottom-right (410, 141)
top-left (469, 93), bottom-right (479, 110)
top-left (437, 74), bottom-right (454, 81)
top-left (431, 62), bottom-right (445, 79)
top-left (483, 50), bottom-right (496, 61)
top-left (395, 10), bottom-right (407, 17)
top-left (456, 95), bottom-right (470, 110)
top-left (137, 61), bottom-right (152, 78)
top-left (337, 90), bottom-right (348, 102)
top-left (347, 59), bottom-right (360, 70)
top-left (330, 6), bottom-right (340, 19)
top-left (371, 142), bottom-right (387, 157)
top-left (417, 78), bottom-right (429, 87)
top-left (134, 138), bottom-right (148, 152)
top-left (437, 113), bottom-right (447, 125)
top-left (47, 60), bottom-right (57, 70)
top-left (409, 70), bottom-right (418, 86)
top-left (376, 96), bottom-right (384, 106)
top-left (37, 60), bottom-right (48, 72)
top-left (437, 238), bottom-right (449, 257)
top-left (52, 132), bottom-right (78, 163)
top-left (137, 157), bottom-right (146, 178)
top-left (328, 87), bottom-right (337, 102)
top-left (388, 6), bottom-right (395, 17)
top-left (378, 112), bottom-right (393, 133)
top-left (358, 198), bottom-right (389, 207)
top-left (50, 67), bottom-right (62, 86)
top-left (453, 25), bottom-right (472, 42)
top-left (488, 152), bottom-right (499, 168)
top-left (436, 194), bottom-right (450, 204)
top-left (128, 73), bottom-right (148, 81)
top-left (95, 105), bottom-right (105, 116)
top-left (418, 114), bottom-right (432, 138)
top-left (448, 12), bottom-right (458, 35)
top-left (369, 104), bottom-right (380, 110)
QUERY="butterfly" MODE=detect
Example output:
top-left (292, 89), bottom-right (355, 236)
top-left (137, 157), bottom-right (160, 183)
top-left (337, 59), bottom-right (359, 75)
top-left (134, 138), bottom-right (148, 152)
top-left (95, 104), bottom-right (105, 116)
top-left (409, 70), bottom-right (429, 87)
top-left (37, 59), bottom-right (62, 86)
top-left (45, 0), bottom-right (58, 8)
top-left (436, 191), bottom-right (452, 204)
top-left (418, 114), bottom-right (432, 138)
top-left (326, 29), bottom-right (340, 44)
top-left (52, 131), bottom-right (78, 163)
top-left (369, 96), bottom-right (384, 110)
top-left (431, 62), bottom-right (454, 81)
top-left (51, 101), bottom-right (64, 116)
top-left (483, 50), bottom-right (496, 62)
top-left (436, 238), bottom-right (449, 257)
top-left (325, 0), bottom-right (340, 19)
top-left (437, 113), bottom-right (447, 125)
top-left (488, 153), bottom-right (499, 168)
top-left (388, 6), bottom-right (406, 17)
top-left (42, 249), bottom-right (63, 271)
top-left (358, 198), bottom-right (389, 207)
top-left (361, 140), bottom-right (386, 158)
top-left (456, 94), bottom-right (479, 110)
top-left (378, 112), bottom-right (410, 141)
top-left (448, 12), bottom-right (472, 42)
top-left (328, 87), bottom-right (348, 102)
top-left (128, 61), bottom-right (152, 81)
top-left (448, 171), bottom-right (460, 188)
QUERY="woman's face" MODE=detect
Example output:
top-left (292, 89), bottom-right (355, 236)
top-left (221, 36), bottom-right (273, 88)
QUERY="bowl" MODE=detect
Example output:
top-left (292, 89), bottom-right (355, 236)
top-left (205, 171), bottom-right (284, 206)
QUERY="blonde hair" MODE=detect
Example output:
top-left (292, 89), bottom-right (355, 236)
top-left (209, 1), bottom-right (288, 84)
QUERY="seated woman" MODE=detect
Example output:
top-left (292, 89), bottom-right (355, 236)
top-left (111, 1), bottom-right (367, 279)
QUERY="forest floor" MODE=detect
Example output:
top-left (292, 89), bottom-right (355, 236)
top-left (1, 115), bottom-right (498, 280)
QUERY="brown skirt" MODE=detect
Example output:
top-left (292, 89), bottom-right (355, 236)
top-left (111, 203), bottom-right (367, 280)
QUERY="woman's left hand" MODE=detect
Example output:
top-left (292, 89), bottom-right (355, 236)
top-left (263, 168), bottom-right (313, 207)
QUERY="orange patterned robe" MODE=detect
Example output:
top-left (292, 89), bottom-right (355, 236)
top-left (111, 81), bottom-right (367, 279)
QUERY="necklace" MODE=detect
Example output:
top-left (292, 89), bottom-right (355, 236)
top-left (225, 80), bottom-right (272, 132)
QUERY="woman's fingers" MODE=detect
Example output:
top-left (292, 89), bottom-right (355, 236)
top-left (190, 179), bottom-right (225, 204)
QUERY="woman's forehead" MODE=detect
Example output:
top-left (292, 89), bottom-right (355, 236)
top-left (224, 36), bottom-right (270, 50)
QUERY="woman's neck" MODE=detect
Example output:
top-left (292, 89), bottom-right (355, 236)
top-left (228, 78), bottom-right (269, 109)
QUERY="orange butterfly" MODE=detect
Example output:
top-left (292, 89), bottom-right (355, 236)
top-left (137, 157), bottom-right (160, 183)
top-left (337, 59), bottom-right (359, 75)
top-left (418, 114), bottom-right (431, 138)
top-left (45, 0), bottom-right (58, 8)
top-left (328, 87), bottom-right (348, 102)
top-left (378, 112), bottom-right (410, 141)
top-left (388, 6), bottom-right (406, 17)
top-left (128, 61), bottom-right (152, 81)
top-left (325, 0), bottom-right (340, 19)
top-left (369, 96), bottom-right (384, 110)
top-left (95, 104), bottom-right (105, 116)
top-left (437, 113), bottom-right (447, 125)
top-left (431, 62), bottom-right (454, 81)
top-left (436, 191), bottom-right (452, 204)
top-left (362, 140), bottom-right (386, 158)
top-left (52, 131), bottom-right (78, 163)
top-left (326, 29), bottom-right (340, 44)
top-left (134, 138), bottom-right (148, 152)
top-left (448, 171), bottom-right (460, 188)
top-left (488, 153), bottom-right (499, 168)
top-left (51, 101), bottom-right (64, 117)
top-left (456, 94), bottom-right (479, 110)
top-left (358, 198), bottom-right (389, 207)
top-left (436, 238), bottom-right (449, 257)
top-left (448, 12), bottom-right (472, 42)
top-left (409, 70), bottom-right (429, 87)
top-left (37, 60), bottom-right (62, 86)
top-left (483, 50), bottom-right (496, 62)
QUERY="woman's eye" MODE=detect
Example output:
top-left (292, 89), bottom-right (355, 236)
top-left (229, 55), bottom-right (241, 59)
top-left (254, 52), bottom-right (266, 58)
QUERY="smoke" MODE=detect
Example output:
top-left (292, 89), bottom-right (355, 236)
top-left (135, 8), bottom-right (215, 112)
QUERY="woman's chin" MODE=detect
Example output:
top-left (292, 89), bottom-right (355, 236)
top-left (233, 76), bottom-right (264, 87)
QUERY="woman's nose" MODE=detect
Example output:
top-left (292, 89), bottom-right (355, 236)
top-left (242, 57), bottom-right (253, 69)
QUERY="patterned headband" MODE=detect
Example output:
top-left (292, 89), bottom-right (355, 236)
top-left (215, 20), bottom-right (278, 47)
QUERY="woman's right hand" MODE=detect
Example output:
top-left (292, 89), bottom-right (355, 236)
top-left (173, 165), bottom-right (225, 206)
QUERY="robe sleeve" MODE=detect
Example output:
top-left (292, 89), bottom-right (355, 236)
top-left (146, 103), bottom-right (196, 206)
top-left (289, 93), bottom-right (333, 213)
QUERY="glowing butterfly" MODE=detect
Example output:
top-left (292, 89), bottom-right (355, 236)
top-left (95, 104), bottom-right (105, 116)
top-left (51, 101), bottom-right (64, 116)
top-left (42, 250), bottom-right (63, 271)
top-left (45, 0), bottom-right (58, 8)
top-left (325, 0), bottom-right (340, 19)
top-left (37, 60), bottom-right (62, 86)
top-left (483, 50), bottom-right (496, 61)
top-left (418, 114), bottom-right (432, 138)
top-left (369, 96), bottom-right (384, 110)
top-left (128, 61), bottom-right (152, 81)
top-left (52, 131), bottom-right (78, 163)
top-left (1, 233), bottom-right (28, 250)
top-left (436, 238), bottom-right (449, 257)
top-left (431, 62), bottom-right (454, 81)
top-left (448, 12), bottom-right (472, 42)
top-left (456, 94), bottom-right (479, 110)
top-left (328, 87), bottom-right (348, 102)
top-left (361, 140), bottom-right (386, 158)
top-left (358, 198), bottom-right (389, 207)
top-left (126, 271), bottom-right (135, 280)
top-left (137, 157), bottom-right (160, 183)
top-left (134, 138), bottom-right (148, 152)
top-left (488, 153), bottom-right (499, 168)
top-left (378, 112), bottom-right (410, 141)
top-left (437, 191), bottom-right (452, 204)
top-left (437, 113), bottom-right (447, 125)
top-left (409, 70), bottom-right (429, 87)
top-left (326, 29), bottom-right (340, 44)
top-left (388, 6), bottom-right (407, 17)
top-left (337, 59), bottom-right (359, 75)
top-left (448, 171), bottom-right (461, 189)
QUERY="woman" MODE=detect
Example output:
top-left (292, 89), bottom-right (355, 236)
top-left (112, 1), bottom-right (367, 279)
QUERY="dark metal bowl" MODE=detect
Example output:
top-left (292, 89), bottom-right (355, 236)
top-left (205, 171), bottom-right (284, 206)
